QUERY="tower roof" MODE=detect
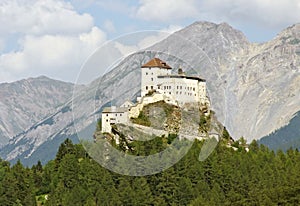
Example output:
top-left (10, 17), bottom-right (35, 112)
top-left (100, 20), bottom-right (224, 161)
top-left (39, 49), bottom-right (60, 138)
top-left (141, 58), bottom-right (172, 69)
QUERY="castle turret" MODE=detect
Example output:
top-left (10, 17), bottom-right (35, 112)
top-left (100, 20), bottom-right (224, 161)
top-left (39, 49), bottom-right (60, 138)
top-left (140, 58), bottom-right (172, 97)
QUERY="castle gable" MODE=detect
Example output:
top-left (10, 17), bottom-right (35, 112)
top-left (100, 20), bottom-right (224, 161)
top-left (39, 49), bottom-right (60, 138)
top-left (141, 58), bottom-right (172, 69)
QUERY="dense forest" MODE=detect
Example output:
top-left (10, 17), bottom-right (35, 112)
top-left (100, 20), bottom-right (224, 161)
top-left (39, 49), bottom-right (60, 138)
top-left (1, 134), bottom-right (300, 205)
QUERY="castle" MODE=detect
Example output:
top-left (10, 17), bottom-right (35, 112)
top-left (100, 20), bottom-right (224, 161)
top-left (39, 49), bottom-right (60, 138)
top-left (101, 58), bottom-right (210, 133)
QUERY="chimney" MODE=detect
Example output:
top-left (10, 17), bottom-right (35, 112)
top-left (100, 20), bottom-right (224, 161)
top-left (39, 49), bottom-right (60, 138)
top-left (178, 68), bottom-right (183, 75)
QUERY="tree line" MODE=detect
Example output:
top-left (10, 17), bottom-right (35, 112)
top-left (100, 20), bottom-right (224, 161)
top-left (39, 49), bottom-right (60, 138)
top-left (1, 136), bottom-right (300, 205)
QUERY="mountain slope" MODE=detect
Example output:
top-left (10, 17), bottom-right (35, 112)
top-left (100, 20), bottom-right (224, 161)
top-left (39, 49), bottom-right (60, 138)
top-left (0, 76), bottom-right (74, 146)
top-left (150, 22), bottom-right (300, 142)
top-left (259, 111), bottom-right (300, 151)
top-left (1, 21), bottom-right (300, 165)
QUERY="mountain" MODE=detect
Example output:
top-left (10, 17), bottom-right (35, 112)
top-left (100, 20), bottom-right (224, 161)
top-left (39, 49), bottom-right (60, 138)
top-left (1, 21), bottom-right (300, 165)
top-left (0, 76), bottom-right (74, 146)
top-left (149, 22), bottom-right (300, 142)
top-left (259, 111), bottom-right (300, 151)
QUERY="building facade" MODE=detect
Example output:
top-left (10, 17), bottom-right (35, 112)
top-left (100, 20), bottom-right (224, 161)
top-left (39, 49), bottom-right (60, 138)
top-left (101, 106), bottom-right (129, 133)
top-left (101, 58), bottom-right (209, 133)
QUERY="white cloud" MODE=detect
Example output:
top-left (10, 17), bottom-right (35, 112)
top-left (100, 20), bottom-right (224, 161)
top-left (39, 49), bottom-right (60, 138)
top-left (103, 20), bottom-right (116, 33)
top-left (0, 0), bottom-right (108, 83)
top-left (136, 0), bottom-right (198, 22)
top-left (135, 0), bottom-right (300, 29)
top-left (0, 27), bottom-right (106, 83)
top-left (0, 0), bottom-right (94, 36)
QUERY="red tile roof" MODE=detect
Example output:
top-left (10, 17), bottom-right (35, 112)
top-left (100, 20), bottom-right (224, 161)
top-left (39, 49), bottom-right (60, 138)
top-left (141, 58), bottom-right (172, 69)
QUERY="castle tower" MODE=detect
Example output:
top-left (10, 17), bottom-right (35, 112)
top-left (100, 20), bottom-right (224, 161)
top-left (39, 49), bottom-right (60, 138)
top-left (140, 58), bottom-right (172, 97)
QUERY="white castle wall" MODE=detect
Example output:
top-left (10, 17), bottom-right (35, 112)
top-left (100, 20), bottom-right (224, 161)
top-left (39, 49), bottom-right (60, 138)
top-left (141, 66), bottom-right (171, 97)
top-left (101, 107), bottom-right (129, 133)
top-left (101, 58), bottom-right (209, 134)
top-left (156, 77), bottom-right (207, 105)
top-left (129, 92), bottom-right (177, 119)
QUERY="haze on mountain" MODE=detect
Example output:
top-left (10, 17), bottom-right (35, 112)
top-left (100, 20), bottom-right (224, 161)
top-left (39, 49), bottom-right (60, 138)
top-left (0, 21), bottom-right (299, 166)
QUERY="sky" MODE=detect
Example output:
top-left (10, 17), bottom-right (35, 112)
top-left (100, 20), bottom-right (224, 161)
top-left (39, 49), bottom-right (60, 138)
top-left (0, 0), bottom-right (300, 84)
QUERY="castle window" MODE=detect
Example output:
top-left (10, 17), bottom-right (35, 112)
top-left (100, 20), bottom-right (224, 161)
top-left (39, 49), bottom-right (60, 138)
top-left (151, 78), bottom-right (153, 81)
top-left (193, 87), bottom-right (195, 91)
top-left (169, 92), bottom-right (171, 95)
top-left (115, 114), bottom-right (117, 117)
top-left (158, 86), bottom-right (160, 89)
top-left (146, 72), bottom-right (148, 75)
top-left (106, 114), bottom-right (108, 117)
top-left (106, 119), bottom-right (108, 122)
top-left (169, 86), bottom-right (171, 89)
top-left (164, 86), bottom-right (166, 89)
top-left (151, 86), bottom-right (153, 89)
top-left (146, 86), bottom-right (148, 90)
top-left (180, 86), bottom-right (182, 89)
top-left (120, 114), bottom-right (122, 116)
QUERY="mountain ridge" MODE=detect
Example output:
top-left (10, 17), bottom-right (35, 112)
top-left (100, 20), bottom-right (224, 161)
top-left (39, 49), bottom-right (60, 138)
top-left (0, 76), bottom-right (75, 146)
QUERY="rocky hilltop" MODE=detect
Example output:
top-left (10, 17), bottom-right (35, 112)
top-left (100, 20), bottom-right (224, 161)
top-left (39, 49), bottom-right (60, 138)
top-left (1, 21), bottom-right (300, 165)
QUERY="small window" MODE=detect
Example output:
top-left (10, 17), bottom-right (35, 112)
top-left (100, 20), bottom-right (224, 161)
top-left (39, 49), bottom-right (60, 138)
top-left (193, 87), bottom-right (195, 91)
top-left (146, 86), bottom-right (148, 90)
top-left (169, 92), bottom-right (171, 95)
top-left (151, 78), bottom-right (153, 81)
top-left (158, 86), bottom-right (160, 89)
top-left (169, 86), bottom-right (171, 89)
top-left (120, 114), bottom-right (122, 116)
top-left (151, 73), bottom-right (153, 75)
top-left (149, 67), bottom-right (151, 70)
top-left (106, 114), bottom-right (108, 117)
top-left (106, 119), bottom-right (108, 122)
top-left (164, 86), bottom-right (166, 89)
top-left (146, 72), bottom-right (148, 75)
top-left (151, 86), bottom-right (153, 89)
top-left (115, 114), bottom-right (117, 117)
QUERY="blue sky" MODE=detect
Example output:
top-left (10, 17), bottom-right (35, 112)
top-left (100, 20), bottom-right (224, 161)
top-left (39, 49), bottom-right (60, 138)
top-left (0, 0), bottom-right (300, 83)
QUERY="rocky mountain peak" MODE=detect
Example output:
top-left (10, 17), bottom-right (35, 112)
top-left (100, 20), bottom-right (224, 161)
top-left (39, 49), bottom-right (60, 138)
top-left (271, 23), bottom-right (300, 45)
top-left (0, 76), bottom-right (74, 146)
